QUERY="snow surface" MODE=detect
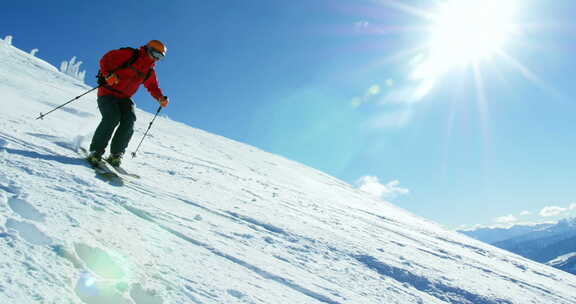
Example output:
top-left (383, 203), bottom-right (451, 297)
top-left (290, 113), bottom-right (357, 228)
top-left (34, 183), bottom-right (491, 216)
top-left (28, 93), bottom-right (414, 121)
top-left (547, 253), bottom-right (576, 275)
top-left (548, 253), bottom-right (576, 266)
top-left (1, 37), bottom-right (576, 304)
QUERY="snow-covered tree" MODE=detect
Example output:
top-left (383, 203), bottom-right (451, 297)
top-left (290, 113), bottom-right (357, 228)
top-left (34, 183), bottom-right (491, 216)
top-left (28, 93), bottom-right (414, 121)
top-left (60, 56), bottom-right (86, 82)
top-left (3, 35), bottom-right (13, 45)
top-left (30, 49), bottom-right (39, 56)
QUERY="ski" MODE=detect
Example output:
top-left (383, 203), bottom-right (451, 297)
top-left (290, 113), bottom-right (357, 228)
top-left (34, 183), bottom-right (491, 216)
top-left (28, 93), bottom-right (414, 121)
top-left (107, 163), bottom-right (140, 179)
top-left (79, 148), bottom-right (123, 183)
top-left (93, 160), bottom-right (123, 182)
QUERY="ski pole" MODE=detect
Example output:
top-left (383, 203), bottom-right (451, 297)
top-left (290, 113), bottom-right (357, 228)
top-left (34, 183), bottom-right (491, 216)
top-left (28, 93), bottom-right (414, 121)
top-left (36, 86), bottom-right (100, 120)
top-left (131, 106), bottom-right (162, 158)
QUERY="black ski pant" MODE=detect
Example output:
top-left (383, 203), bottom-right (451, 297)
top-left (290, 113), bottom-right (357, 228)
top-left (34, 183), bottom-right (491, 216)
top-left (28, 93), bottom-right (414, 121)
top-left (89, 95), bottom-right (136, 156)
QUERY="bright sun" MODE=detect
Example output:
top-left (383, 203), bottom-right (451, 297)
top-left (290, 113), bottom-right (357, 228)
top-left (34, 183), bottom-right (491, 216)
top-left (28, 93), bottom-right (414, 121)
top-left (428, 0), bottom-right (518, 66)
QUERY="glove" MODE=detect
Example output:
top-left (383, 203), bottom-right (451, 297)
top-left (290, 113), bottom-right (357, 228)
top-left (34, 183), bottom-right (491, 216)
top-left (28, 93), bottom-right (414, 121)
top-left (158, 96), bottom-right (169, 108)
top-left (105, 73), bottom-right (119, 86)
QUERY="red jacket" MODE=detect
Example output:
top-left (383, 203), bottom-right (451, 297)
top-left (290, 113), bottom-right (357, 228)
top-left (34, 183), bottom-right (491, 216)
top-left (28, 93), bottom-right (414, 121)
top-left (98, 46), bottom-right (164, 100)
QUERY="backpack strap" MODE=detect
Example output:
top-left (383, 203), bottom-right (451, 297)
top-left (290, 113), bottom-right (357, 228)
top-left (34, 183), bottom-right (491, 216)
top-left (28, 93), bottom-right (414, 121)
top-left (96, 47), bottom-right (152, 89)
top-left (144, 69), bottom-right (153, 82)
top-left (127, 64), bottom-right (153, 82)
top-left (111, 47), bottom-right (140, 74)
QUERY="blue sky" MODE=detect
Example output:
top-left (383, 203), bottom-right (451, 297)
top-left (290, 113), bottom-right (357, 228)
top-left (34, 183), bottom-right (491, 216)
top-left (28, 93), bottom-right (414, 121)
top-left (4, 0), bottom-right (576, 228)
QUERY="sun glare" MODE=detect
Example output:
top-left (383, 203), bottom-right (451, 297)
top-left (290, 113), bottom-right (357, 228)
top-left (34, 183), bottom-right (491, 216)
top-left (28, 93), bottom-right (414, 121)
top-left (429, 0), bottom-right (518, 66)
top-left (408, 0), bottom-right (521, 98)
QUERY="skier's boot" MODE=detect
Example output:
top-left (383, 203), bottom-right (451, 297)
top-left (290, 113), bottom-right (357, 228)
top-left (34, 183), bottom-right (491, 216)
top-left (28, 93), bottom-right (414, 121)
top-left (106, 153), bottom-right (123, 167)
top-left (86, 151), bottom-right (103, 167)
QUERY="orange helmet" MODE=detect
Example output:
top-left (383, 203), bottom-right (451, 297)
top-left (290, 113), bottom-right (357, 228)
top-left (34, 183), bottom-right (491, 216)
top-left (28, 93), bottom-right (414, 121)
top-left (146, 40), bottom-right (167, 60)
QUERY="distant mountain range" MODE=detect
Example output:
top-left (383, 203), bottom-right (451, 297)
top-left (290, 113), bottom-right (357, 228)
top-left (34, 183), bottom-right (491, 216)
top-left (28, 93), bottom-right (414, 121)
top-left (459, 218), bottom-right (576, 275)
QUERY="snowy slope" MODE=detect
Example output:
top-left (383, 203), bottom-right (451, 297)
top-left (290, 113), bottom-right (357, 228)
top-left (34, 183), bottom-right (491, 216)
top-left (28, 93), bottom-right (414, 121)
top-left (1, 38), bottom-right (576, 304)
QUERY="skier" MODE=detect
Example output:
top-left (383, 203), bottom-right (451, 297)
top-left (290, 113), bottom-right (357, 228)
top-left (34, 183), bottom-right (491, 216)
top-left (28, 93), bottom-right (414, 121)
top-left (87, 40), bottom-right (169, 167)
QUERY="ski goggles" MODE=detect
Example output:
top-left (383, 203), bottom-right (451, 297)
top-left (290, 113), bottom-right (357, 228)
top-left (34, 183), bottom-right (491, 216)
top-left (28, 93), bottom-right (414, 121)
top-left (148, 48), bottom-right (165, 61)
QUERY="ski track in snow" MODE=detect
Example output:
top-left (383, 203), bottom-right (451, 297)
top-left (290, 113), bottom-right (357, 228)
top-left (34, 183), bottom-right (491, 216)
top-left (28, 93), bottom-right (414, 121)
top-left (2, 38), bottom-right (576, 304)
